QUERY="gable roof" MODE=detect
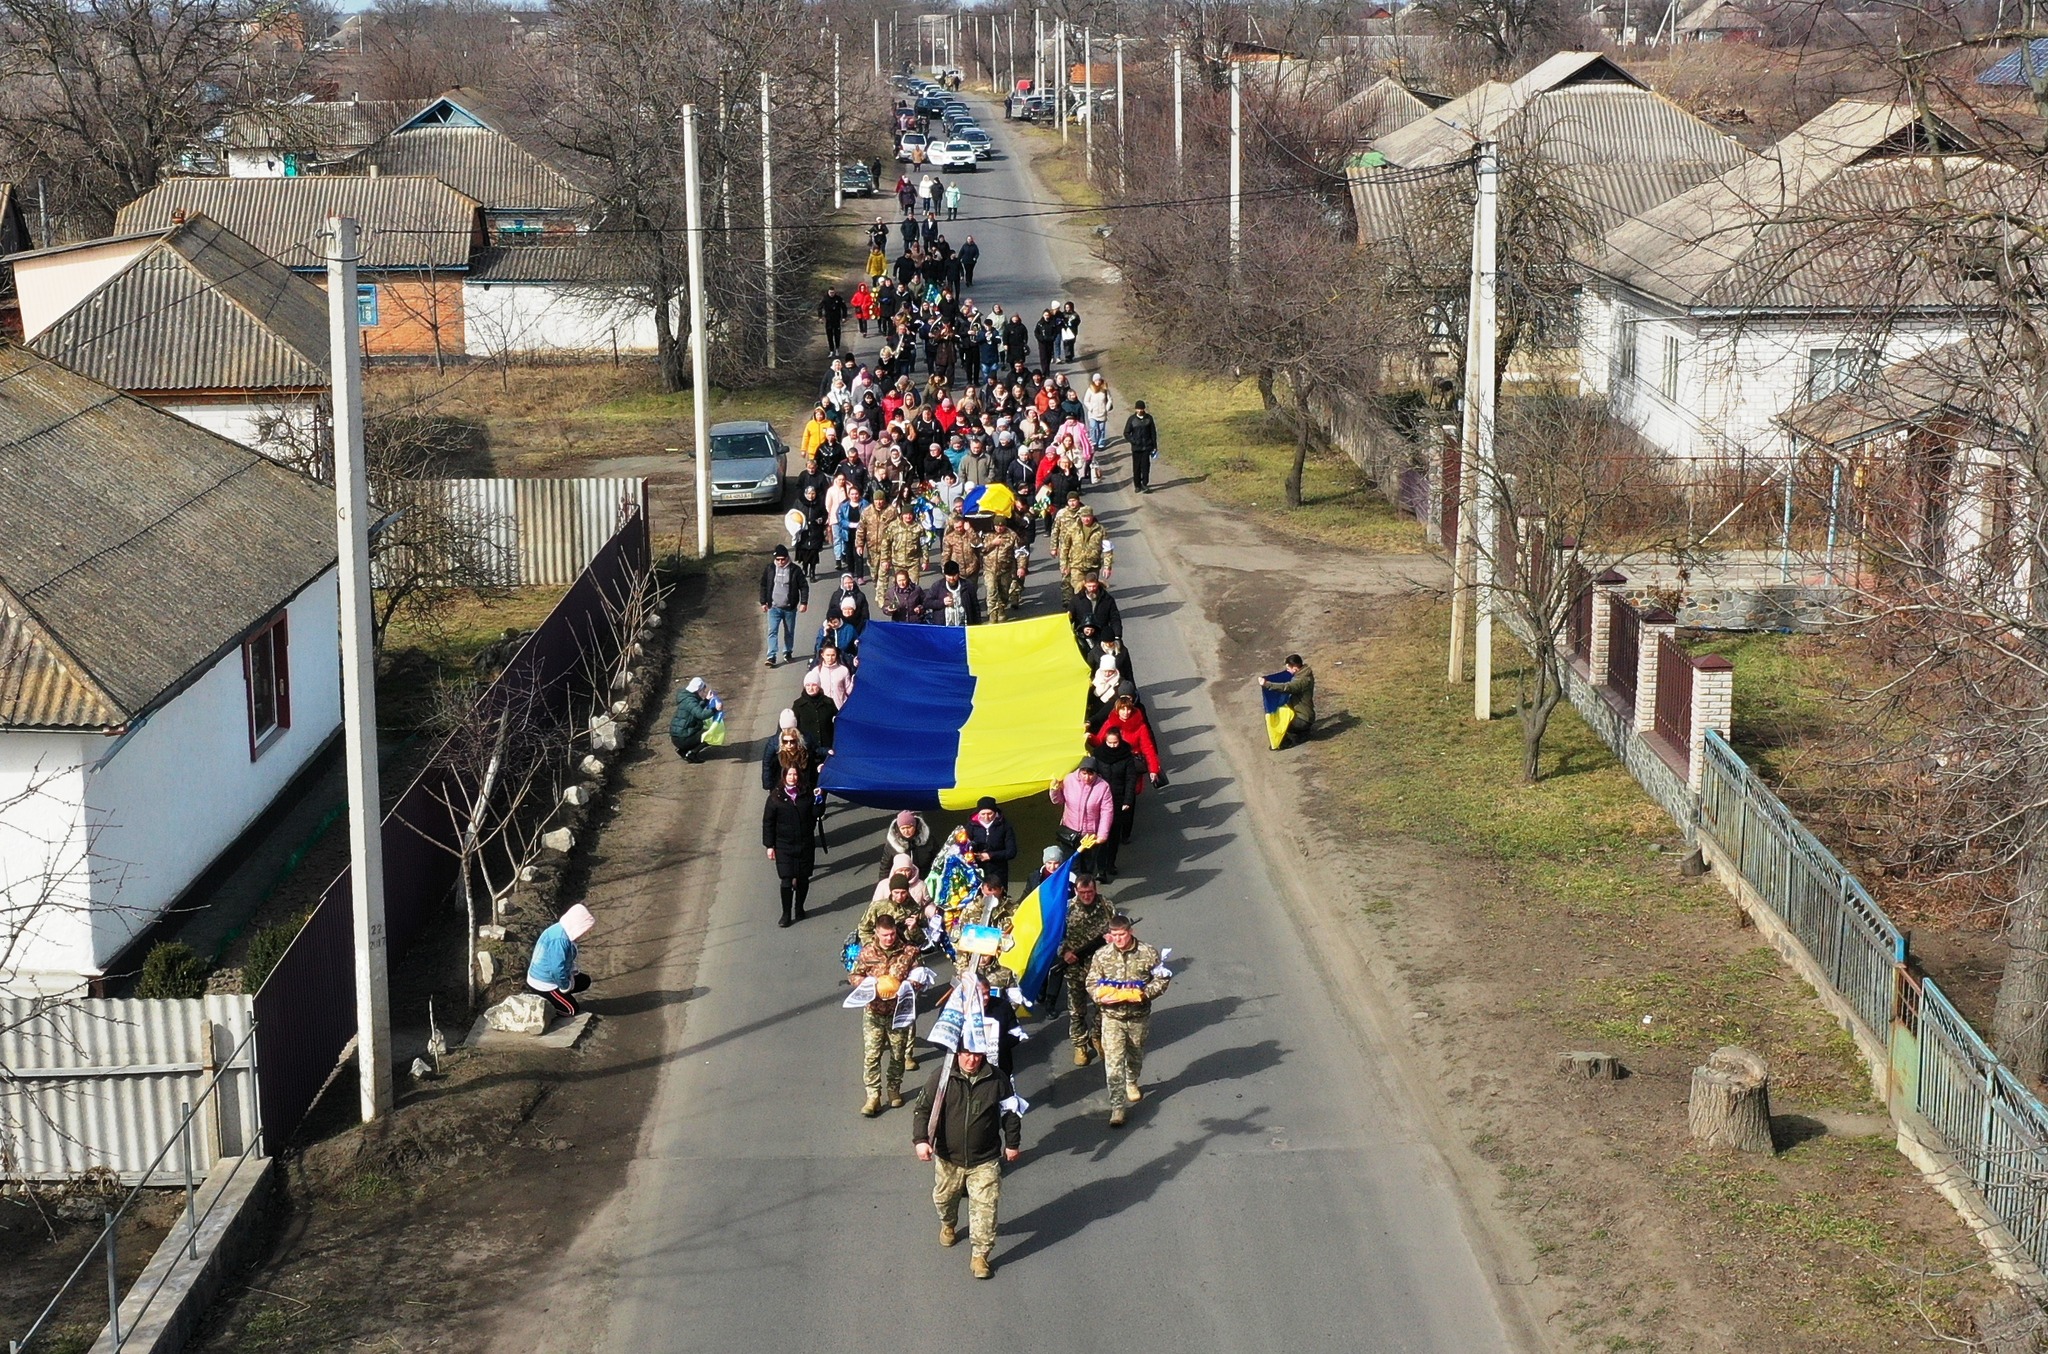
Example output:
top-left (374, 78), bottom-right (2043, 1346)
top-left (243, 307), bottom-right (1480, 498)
top-left (1979, 39), bottom-right (2048, 86)
top-left (1330, 77), bottom-right (1441, 145)
top-left (1594, 100), bottom-right (1987, 309)
top-left (341, 87), bottom-right (590, 213)
top-left (114, 175), bottom-right (480, 271)
top-left (1349, 52), bottom-right (1752, 251)
top-left (27, 215), bottom-right (329, 392)
top-left (0, 345), bottom-right (337, 729)
top-left (223, 99), bottom-right (408, 159)
top-left (1675, 0), bottom-right (1770, 32)
top-left (1777, 340), bottom-right (2027, 453)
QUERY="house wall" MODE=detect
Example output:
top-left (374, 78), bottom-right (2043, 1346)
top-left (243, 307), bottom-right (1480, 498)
top-left (463, 282), bottom-right (663, 357)
top-left (227, 148), bottom-right (292, 178)
top-left (0, 734), bottom-right (95, 987)
top-left (13, 238), bottom-right (156, 340)
top-left (153, 393), bottom-right (324, 464)
top-left (1584, 281), bottom-right (1968, 464)
top-left (309, 273), bottom-right (466, 359)
top-left (73, 567), bottom-right (343, 975)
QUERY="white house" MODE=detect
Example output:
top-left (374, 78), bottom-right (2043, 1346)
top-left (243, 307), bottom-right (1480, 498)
top-left (8, 215), bottom-right (330, 464)
top-left (463, 243), bottom-right (666, 359)
top-left (222, 96), bottom-right (406, 178)
top-left (1578, 99), bottom-right (2018, 469)
top-left (0, 348), bottom-right (341, 994)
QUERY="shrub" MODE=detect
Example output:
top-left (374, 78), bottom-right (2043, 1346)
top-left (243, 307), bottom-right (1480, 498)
top-left (136, 942), bottom-right (209, 999)
top-left (241, 911), bottom-right (312, 995)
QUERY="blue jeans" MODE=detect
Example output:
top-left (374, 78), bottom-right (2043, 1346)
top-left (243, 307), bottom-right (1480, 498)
top-left (1087, 417), bottom-right (1108, 450)
top-left (766, 607), bottom-right (797, 661)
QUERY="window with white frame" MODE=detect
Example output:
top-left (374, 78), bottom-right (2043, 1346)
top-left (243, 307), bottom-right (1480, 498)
top-left (1615, 310), bottom-right (1637, 383)
top-left (244, 612), bottom-right (291, 758)
top-left (1660, 335), bottom-right (1681, 401)
top-left (1807, 346), bottom-right (1879, 399)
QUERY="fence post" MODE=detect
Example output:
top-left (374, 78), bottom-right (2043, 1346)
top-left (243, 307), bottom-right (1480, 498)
top-left (181, 1100), bottom-right (199, 1262)
top-left (1634, 608), bottom-right (1678, 735)
top-left (1587, 570), bottom-right (1626, 687)
top-left (1688, 656), bottom-right (1733, 791)
top-left (105, 1210), bottom-right (120, 1344)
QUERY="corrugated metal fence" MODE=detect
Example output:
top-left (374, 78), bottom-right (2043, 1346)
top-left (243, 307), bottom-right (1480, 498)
top-left (0, 996), bottom-right (259, 1182)
top-left (373, 477), bottom-right (648, 588)
top-left (254, 506), bottom-right (652, 1148)
top-left (1695, 730), bottom-right (2048, 1275)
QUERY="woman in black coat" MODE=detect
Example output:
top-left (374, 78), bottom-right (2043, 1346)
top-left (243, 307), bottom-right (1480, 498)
top-left (1088, 728), bottom-right (1142, 883)
top-left (763, 765), bottom-right (817, 927)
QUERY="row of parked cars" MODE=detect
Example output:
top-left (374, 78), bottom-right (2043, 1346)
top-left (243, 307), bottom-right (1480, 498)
top-left (892, 75), bottom-right (993, 170)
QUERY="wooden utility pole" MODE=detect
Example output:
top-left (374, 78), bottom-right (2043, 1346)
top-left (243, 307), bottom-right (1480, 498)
top-left (323, 216), bottom-right (392, 1124)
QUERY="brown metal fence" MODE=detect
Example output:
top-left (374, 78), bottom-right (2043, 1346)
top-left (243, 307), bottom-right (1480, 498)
top-left (252, 506), bottom-right (651, 1148)
top-left (1654, 634), bottom-right (1693, 753)
top-left (1606, 593), bottom-right (1641, 707)
top-left (1568, 564), bottom-right (1592, 664)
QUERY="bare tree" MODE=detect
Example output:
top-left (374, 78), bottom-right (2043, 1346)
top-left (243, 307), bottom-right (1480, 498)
top-left (0, 0), bottom-right (309, 232)
top-left (1413, 0), bottom-right (1589, 68)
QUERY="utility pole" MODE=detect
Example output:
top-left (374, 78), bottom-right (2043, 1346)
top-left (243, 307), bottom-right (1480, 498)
top-left (1008, 10), bottom-right (1016, 93)
top-left (1083, 29), bottom-right (1094, 180)
top-left (833, 35), bottom-right (843, 211)
top-left (1228, 61), bottom-right (1242, 268)
top-left (1057, 22), bottom-right (1068, 144)
top-left (873, 15), bottom-right (881, 79)
top-left (1470, 142), bottom-right (1501, 721)
top-left (760, 71), bottom-right (776, 370)
top-left (1033, 8), bottom-right (1042, 91)
top-left (1114, 34), bottom-right (1126, 194)
top-left (683, 106), bottom-right (713, 559)
top-left (1173, 45), bottom-right (1184, 172)
top-left (323, 216), bottom-right (392, 1125)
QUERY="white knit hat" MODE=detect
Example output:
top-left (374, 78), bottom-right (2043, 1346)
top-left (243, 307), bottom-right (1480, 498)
top-left (779, 709), bottom-right (798, 730)
top-left (685, 677), bottom-right (704, 693)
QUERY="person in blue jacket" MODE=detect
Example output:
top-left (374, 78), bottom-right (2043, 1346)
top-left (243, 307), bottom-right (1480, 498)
top-left (526, 904), bottom-right (595, 1016)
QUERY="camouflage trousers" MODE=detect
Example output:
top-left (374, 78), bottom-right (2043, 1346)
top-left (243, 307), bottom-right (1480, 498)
top-left (932, 1158), bottom-right (1002, 1258)
top-left (1065, 965), bottom-right (1100, 1047)
top-left (986, 573), bottom-right (1023, 623)
top-left (1100, 1011), bottom-right (1150, 1094)
top-left (862, 1008), bottom-right (912, 1094)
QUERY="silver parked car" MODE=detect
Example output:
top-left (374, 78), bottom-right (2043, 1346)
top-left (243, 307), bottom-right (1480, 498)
top-left (709, 420), bottom-right (785, 508)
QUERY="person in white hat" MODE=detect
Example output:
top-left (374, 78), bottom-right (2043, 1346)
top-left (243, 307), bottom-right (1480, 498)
top-left (527, 904), bottom-right (596, 1016)
top-left (669, 677), bottom-right (719, 762)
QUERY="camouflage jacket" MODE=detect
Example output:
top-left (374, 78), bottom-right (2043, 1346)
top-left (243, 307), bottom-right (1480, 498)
top-left (979, 528), bottom-right (1026, 578)
top-left (1086, 940), bottom-right (1168, 1018)
top-left (1063, 893), bottom-right (1116, 963)
top-left (850, 940), bottom-right (918, 1013)
top-left (1066, 522), bottom-right (1107, 573)
top-left (941, 525), bottom-right (983, 577)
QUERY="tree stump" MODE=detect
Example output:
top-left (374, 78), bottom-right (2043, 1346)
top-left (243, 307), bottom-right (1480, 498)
top-left (1688, 1046), bottom-right (1774, 1154)
top-left (1556, 1051), bottom-right (1624, 1080)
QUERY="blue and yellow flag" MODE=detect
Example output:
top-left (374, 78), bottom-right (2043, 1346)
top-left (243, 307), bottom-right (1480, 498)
top-left (820, 615), bottom-right (1091, 809)
top-left (961, 482), bottom-right (1016, 519)
top-left (1006, 852), bottom-right (1075, 1008)
top-left (1262, 669), bottom-right (1299, 750)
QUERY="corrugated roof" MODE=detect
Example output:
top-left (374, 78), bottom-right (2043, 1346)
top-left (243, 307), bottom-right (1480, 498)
top-left (0, 345), bottom-right (337, 729)
top-left (115, 176), bottom-right (480, 271)
top-left (223, 100), bottom-right (408, 155)
top-left (29, 216), bottom-right (329, 392)
top-left (1349, 60), bottom-right (1752, 252)
top-left (1593, 100), bottom-right (1989, 309)
top-left (1675, 0), bottom-right (1769, 32)
top-left (1777, 340), bottom-right (2025, 452)
top-left (468, 242), bottom-right (641, 284)
top-left (1978, 39), bottom-right (2048, 86)
top-left (339, 126), bottom-right (590, 213)
top-left (1331, 77), bottom-right (1435, 145)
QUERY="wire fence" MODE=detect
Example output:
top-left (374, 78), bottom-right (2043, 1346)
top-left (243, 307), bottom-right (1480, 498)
top-left (1696, 729), bottom-right (2048, 1273)
top-left (12, 1023), bottom-right (263, 1354)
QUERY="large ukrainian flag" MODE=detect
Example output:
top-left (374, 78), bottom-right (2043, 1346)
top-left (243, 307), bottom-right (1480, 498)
top-left (819, 614), bottom-right (1092, 810)
top-left (1262, 669), bottom-right (1300, 750)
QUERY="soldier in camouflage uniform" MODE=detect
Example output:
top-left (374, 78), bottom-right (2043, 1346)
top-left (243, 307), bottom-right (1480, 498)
top-left (855, 495), bottom-right (894, 584)
top-left (1057, 873), bottom-right (1115, 1065)
top-left (1063, 507), bottom-right (1110, 606)
top-left (978, 517), bottom-right (1028, 623)
top-left (1048, 491), bottom-right (1085, 607)
top-left (912, 1046), bottom-right (1022, 1278)
top-left (940, 512), bottom-right (984, 622)
top-left (849, 914), bottom-right (920, 1116)
top-left (1085, 913), bottom-right (1170, 1127)
top-left (883, 503), bottom-right (930, 579)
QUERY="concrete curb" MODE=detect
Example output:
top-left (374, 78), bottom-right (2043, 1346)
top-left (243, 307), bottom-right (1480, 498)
top-left (87, 1152), bottom-right (273, 1354)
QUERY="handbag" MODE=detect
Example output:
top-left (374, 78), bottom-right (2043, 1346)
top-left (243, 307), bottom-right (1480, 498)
top-left (1056, 825), bottom-right (1084, 855)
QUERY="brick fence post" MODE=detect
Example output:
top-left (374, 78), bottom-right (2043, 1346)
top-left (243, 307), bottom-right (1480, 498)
top-left (1634, 606), bottom-right (1678, 735)
top-left (1689, 655), bottom-right (1734, 791)
top-left (1587, 569), bottom-right (1626, 687)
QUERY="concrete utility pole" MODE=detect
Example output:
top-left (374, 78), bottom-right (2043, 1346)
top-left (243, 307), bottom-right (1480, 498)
top-left (1114, 34), bottom-right (1126, 193)
top-left (1173, 45), bottom-right (1184, 172)
top-left (833, 35), bottom-right (843, 211)
top-left (1008, 10), bottom-right (1016, 92)
top-left (1033, 8), bottom-right (1043, 91)
top-left (1057, 22), bottom-right (1068, 143)
top-left (1228, 61), bottom-right (1242, 268)
top-left (322, 215), bottom-right (392, 1125)
top-left (873, 16), bottom-right (881, 79)
top-left (1452, 142), bottom-right (1501, 717)
top-left (760, 71), bottom-right (776, 370)
top-left (682, 106), bottom-right (713, 559)
top-left (1083, 29), bottom-right (1093, 180)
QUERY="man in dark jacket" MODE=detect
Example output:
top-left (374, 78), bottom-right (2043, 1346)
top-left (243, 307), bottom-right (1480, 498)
top-left (1068, 575), bottom-right (1123, 656)
top-left (1002, 312), bottom-right (1029, 367)
top-left (819, 289), bottom-right (849, 352)
top-left (964, 797), bottom-right (1018, 891)
top-left (1033, 308), bottom-right (1060, 371)
top-left (760, 545), bottom-right (810, 668)
top-left (912, 1045), bottom-right (1022, 1278)
top-left (958, 236), bottom-right (980, 287)
top-left (1123, 400), bottom-right (1158, 492)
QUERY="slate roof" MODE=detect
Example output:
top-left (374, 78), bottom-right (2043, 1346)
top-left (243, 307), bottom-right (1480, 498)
top-left (467, 242), bottom-right (641, 284)
top-left (1349, 51), bottom-right (1752, 250)
top-left (115, 176), bottom-right (480, 271)
top-left (1330, 77), bottom-right (1439, 145)
top-left (26, 216), bottom-right (328, 392)
top-left (223, 99), bottom-right (409, 161)
top-left (0, 345), bottom-right (337, 729)
top-left (1592, 100), bottom-right (2017, 311)
top-left (339, 88), bottom-right (590, 214)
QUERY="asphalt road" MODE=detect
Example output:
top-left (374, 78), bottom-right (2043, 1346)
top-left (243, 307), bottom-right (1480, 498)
top-left (573, 92), bottom-right (1522, 1354)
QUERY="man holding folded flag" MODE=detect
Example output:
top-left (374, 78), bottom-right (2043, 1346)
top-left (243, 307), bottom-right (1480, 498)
top-left (1086, 914), bottom-right (1172, 1128)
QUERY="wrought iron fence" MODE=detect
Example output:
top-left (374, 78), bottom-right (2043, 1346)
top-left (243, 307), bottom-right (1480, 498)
top-left (1696, 729), bottom-right (2048, 1272)
top-left (1653, 635), bottom-right (1693, 756)
top-left (1606, 593), bottom-right (1641, 707)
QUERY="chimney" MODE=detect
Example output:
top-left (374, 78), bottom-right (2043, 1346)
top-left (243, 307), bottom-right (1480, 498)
top-left (368, 163), bottom-right (380, 178)
top-left (170, 208), bottom-right (187, 224)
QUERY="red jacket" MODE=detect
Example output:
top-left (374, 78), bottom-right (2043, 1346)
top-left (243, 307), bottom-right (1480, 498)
top-left (851, 285), bottom-right (876, 320)
top-left (1091, 708), bottom-right (1160, 779)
